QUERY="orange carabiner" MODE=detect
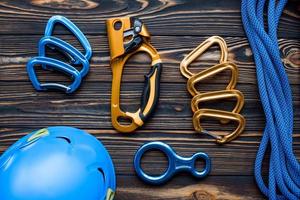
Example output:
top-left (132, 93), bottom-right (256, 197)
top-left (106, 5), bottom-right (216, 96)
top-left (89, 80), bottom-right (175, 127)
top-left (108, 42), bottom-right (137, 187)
top-left (193, 109), bottom-right (245, 144)
top-left (107, 17), bottom-right (162, 133)
top-left (180, 36), bottom-right (246, 144)
top-left (180, 36), bottom-right (228, 79)
top-left (187, 62), bottom-right (238, 97)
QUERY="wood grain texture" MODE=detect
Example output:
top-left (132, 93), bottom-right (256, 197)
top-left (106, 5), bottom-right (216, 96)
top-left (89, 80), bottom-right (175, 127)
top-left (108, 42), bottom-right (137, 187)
top-left (0, 35), bottom-right (299, 83)
top-left (115, 176), bottom-right (264, 200)
top-left (0, 82), bottom-right (299, 131)
top-left (0, 0), bottom-right (299, 37)
top-left (0, 0), bottom-right (299, 199)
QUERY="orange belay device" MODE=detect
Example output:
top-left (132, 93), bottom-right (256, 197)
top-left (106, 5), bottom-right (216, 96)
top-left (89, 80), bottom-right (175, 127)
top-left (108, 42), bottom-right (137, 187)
top-left (180, 36), bottom-right (246, 144)
top-left (106, 17), bottom-right (162, 133)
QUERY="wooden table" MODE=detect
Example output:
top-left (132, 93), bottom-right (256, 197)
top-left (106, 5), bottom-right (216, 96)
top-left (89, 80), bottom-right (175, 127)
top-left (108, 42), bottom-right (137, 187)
top-left (0, 0), bottom-right (299, 199)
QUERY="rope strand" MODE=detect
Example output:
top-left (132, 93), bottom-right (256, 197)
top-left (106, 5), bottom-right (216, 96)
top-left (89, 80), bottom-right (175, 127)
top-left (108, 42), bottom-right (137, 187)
top-left (241, 0), bottom-right (300, 199)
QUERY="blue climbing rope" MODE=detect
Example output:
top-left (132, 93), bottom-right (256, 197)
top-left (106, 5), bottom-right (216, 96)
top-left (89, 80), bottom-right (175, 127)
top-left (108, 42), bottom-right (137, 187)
top-left (241, 0), bottom-right (300, 199)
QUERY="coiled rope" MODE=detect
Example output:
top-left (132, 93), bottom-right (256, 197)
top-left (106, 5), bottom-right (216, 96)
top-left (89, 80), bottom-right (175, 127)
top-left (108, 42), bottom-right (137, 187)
top-left (241, 0), bottom-right (300, 199)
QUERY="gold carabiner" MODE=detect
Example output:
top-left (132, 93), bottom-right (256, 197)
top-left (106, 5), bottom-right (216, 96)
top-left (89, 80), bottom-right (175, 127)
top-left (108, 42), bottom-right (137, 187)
top-left (187, 62), bottom-right (238, 97)
top-left (191, 90), bottom-right (244, 115)
top-left (180, 36), bottom-right (246, 143)
top-left (180, 36), bottom-right (228, 79)
top-left (107, 17), bottom-right (162, 133)
top-left (193, 109), bottom-right (245, 144)
top-left (191, 89), bottom-right (244, 125)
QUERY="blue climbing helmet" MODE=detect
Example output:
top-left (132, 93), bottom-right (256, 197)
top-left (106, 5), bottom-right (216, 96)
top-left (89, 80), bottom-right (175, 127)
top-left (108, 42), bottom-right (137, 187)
top-left (0, 126), bottom-right (116, 200)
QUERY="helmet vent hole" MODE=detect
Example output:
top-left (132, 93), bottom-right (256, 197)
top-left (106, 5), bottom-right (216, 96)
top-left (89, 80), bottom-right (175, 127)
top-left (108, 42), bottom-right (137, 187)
top-left (98, 168), bottom-right (105, 182)
top-left (56, 136), bottom-right (71, 144)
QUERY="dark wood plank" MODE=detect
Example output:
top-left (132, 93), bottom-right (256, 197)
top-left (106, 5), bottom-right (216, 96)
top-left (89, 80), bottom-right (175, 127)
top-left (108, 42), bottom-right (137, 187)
top-left (0, 82), bottom-right (299, 131)
top-left (0, 35), bottom-right (299, 84)
top-left (0, 80), bottom-right (299, 177)
top-left (0, 0), bottom-right (299, 37)
top-left (0, 128), bottom-right (299, 177)
top-left (115, 175), bottom-right (264, 200)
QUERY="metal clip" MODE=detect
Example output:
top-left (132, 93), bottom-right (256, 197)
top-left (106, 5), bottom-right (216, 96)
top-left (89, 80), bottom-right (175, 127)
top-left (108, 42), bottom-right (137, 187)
top-left (187, 62), bottom-right (238, 96)
top-left (192, 90), bottom-right (245, 143)
top-left (180, 36), bottom-right (246, 144)
top-left (180, 36), bottom-right (228, 79)
top-left (107, 17), bottom-right (162, 133)
top-left (44, 15), bottom-right (92, 64)
top-left (193, 109), bottom-right (245, 144)
top-left (27, 57), bottom-right (82, 93)
top-left (26, 15), bottom-right (92, 94)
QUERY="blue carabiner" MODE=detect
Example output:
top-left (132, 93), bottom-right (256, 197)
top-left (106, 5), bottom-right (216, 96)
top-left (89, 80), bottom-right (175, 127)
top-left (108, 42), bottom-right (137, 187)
top-left (134, 141), bottom-right (211, 185)
top-left (27, 57), bottom-right (81, 93)
top-left (38, 36), bottom-right (89, 77)
top-left (45, 15), bottom-right (92, 63)
top-left (26, 15), bottom-right (92, 94)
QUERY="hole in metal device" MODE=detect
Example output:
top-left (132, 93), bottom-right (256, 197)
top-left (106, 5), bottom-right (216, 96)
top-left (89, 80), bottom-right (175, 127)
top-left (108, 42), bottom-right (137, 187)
top-left (140, 149), bottom-right (169, 176)
top-left (113, 21), bottom-right (122, 31)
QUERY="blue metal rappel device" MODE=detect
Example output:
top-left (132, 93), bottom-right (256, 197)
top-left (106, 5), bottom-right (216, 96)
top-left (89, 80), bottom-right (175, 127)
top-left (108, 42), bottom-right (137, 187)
top-left (27, 16), bottom-right (92, 93)
top-left (134, 141), bottom-right (211, 185)
top-left (0, 126), bottom-right (116, 200)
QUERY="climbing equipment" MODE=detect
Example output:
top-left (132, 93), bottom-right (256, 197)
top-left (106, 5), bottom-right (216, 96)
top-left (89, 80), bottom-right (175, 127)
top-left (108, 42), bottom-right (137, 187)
top-left (134, 141), bottom-right (211, 185)
top-left (106, 17), bottom-right (162, 133)
top-left (241, 0), bottom-right (300, 199)
top-left (27, 15), bottom-right (92, 93)
top-left (0, 126), bottom-right (116, 200)
top-left (45, 15), bottom-right (92, 63)
top-left (180, 36), bottom-right (246, 144)
top-left (107, 17), bottom-right (162, 133)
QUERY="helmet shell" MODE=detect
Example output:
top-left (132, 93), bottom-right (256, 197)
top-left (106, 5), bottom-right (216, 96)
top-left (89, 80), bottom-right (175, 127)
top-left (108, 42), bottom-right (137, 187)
top-left (0, 126), bottom-right (116, 200)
